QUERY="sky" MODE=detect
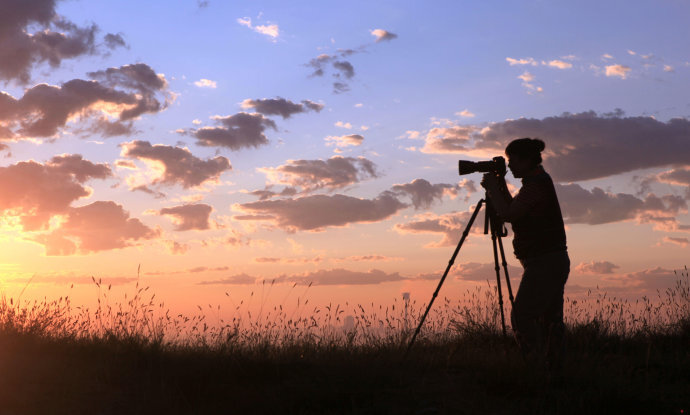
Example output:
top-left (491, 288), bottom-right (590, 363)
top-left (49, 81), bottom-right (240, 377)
top-left (1, 0), bottom-right (689, 317)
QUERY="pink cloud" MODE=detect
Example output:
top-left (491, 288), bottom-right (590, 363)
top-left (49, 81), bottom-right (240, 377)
top-left (394, 211), bottom-right (483, 247)
top-left (662, 236), bottom-right (689, 247)
top-left (574, 260), bottom-right (620, 274)
top-left (160, 203), bottom-right (213, 231)
top-left (34, 201), bottom-right (159, 255)
top-left (0, 155), bottom-right (111, 230)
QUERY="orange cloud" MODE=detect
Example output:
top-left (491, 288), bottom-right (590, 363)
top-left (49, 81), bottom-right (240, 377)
top-left (0, 155), bottom-right (111, 230)
top-left (34, 201), bottom-right (159, 255)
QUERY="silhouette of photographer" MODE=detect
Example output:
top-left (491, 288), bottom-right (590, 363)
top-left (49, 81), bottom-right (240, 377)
top-left (481, 138), bottom-right (569, 369)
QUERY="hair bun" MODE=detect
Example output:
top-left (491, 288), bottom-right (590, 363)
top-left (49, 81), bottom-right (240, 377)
top-left (532, 138), bottom-right (545, 152)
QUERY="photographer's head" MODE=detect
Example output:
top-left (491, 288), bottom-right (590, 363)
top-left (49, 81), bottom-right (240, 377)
top-left (505, 137), bottom-right (545, 178)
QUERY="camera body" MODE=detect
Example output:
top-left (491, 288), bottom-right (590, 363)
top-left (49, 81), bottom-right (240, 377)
top-left (458, 156), bottom-right (506, 176)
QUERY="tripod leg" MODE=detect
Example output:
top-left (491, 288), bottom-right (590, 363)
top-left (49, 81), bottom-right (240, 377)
top-left (491, 227), bottom-right (507, 338)
top-left (405, 200), bottom-right (485, 356)
top-left (496, 235), bottom-right (515, 307)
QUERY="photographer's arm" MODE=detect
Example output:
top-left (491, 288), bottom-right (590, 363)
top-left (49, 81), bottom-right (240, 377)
top-left (481, 175), bottom-right (530, 222)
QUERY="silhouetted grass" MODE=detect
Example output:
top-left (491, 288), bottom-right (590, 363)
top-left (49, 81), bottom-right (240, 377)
top-left (0, 268), bottom-right (688, 414)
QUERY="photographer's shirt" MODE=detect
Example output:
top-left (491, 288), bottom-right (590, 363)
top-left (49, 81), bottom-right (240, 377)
top-left (509, 166), bottom-right (567, 260)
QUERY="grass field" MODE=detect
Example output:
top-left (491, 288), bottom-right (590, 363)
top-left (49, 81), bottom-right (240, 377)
top-left (0, 268), bottom-right (688, 414)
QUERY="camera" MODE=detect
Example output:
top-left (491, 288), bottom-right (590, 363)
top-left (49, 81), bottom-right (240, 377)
top-left (458, 156), bottom-right (506, 176)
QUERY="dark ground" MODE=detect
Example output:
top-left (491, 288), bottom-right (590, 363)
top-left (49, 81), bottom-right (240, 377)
top-left (0, 322), bottom-right (688, 415)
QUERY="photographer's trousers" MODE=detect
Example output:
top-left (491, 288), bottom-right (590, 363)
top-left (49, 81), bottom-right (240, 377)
top-left (511, 250), bottom-right (570, 366)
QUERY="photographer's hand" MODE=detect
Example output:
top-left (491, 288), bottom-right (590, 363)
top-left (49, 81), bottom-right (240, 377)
top-left (481, 173), bottom-right (513, 220)
top-left (480, 173), bottom-right (502, 194)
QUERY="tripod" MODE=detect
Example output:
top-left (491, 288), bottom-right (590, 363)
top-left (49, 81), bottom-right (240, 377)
top-left (406, 193), bottom-right (515, 354)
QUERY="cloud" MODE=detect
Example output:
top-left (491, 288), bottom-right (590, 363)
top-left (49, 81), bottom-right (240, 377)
top-left (663, 65), bottom-right (674, 73)
top-left (333, 255), bottom-right (402, 263)
top-left (240, 98), bottom-right (324, 119)
top-left (335, 121), bottom-right (353, 129)
top-left (506, 57), bottom-right (537, 66)
top-left (0, 63), bottom-right (168, 141)
top-left (121, 140), bottom-right (231, 188)
top-left (420, 124), bottom-right (475, 154)
top-left (198, 273), bottom-right (257, 285)
top-left (456, 109), bottom-right (475, 118)
top-left (188, 266), bottom-right (229, 273)
top-left (200, 268), bottom-right (405, 286)
top-left (248, 186), bottom-right (298, 200)
top-left (160, 203), bottom-right (213, 231)
top-left (237, 17), bottom-right (279, 40)
top-left (608, 267), bottom-right (678, 291)
top-left (259, 156), bottom-right (378, 193)
top-left (429, 111), bottom-right (690, 183)
top-left (394, 211), bottom-right (482, 247)
top-left (453, 262), bottom-right (523, 282)
top-left (516, 71), bottom-right (542, 94)
top-left (558, 183), bottom-right (687, 226)
top-left (34, 201), bottom-right (159, 255)
top-left (658, 168), bottom-right (690, 186)
top-left (189, 112), bottom-right (277, 150)
top-left (10, 273), bottom-right (136, 286)
top-left (574, 260), bottom-right (620, 274)
top-left (288, 268), bottom-right (404, 285)
top-left (0, 2), bottom-right (126, 83)
top-left (305, 31), bottom-right (394, 93)
top-left (115, 160), bottom-right (136, 169)
top-left (662, 236), bottom-right (688, 247)
top-left (517, 72), bottom-right (534, 82)
top-left (333, 82), bottom-right (350, 94)
top-left (131, 185), bottom-right (166, 199)
top-left (87, 63), bottom-right (168, 106)
top-left (325, 134), bottom-right (364, 148)
top-left (605, 64), bottom-right (631, 79)
top-left (370, 29), bottom-right (398, 43)
top-left (235, 192), bottom-right (407, 232)
top-left (194, 79), bottom-right (217, 88)
top-left (0, 155), bottom-right (111, 230)
top-left (84, 117), bottom-right (138, 137)
top-left (104, 33), bottom-right (128, 50)
top-left (546, 59), bottom-right (572, 69)
top-left (254, 256), bottom-right (323, 265)
top-left (391, 179), bottom-right (473, 209)
top-left (333, 61), bottom-right (355, 78)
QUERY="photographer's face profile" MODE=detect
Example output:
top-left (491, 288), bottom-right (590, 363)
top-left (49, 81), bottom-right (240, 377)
top-left (507, 154), bottom-right (533, 178)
